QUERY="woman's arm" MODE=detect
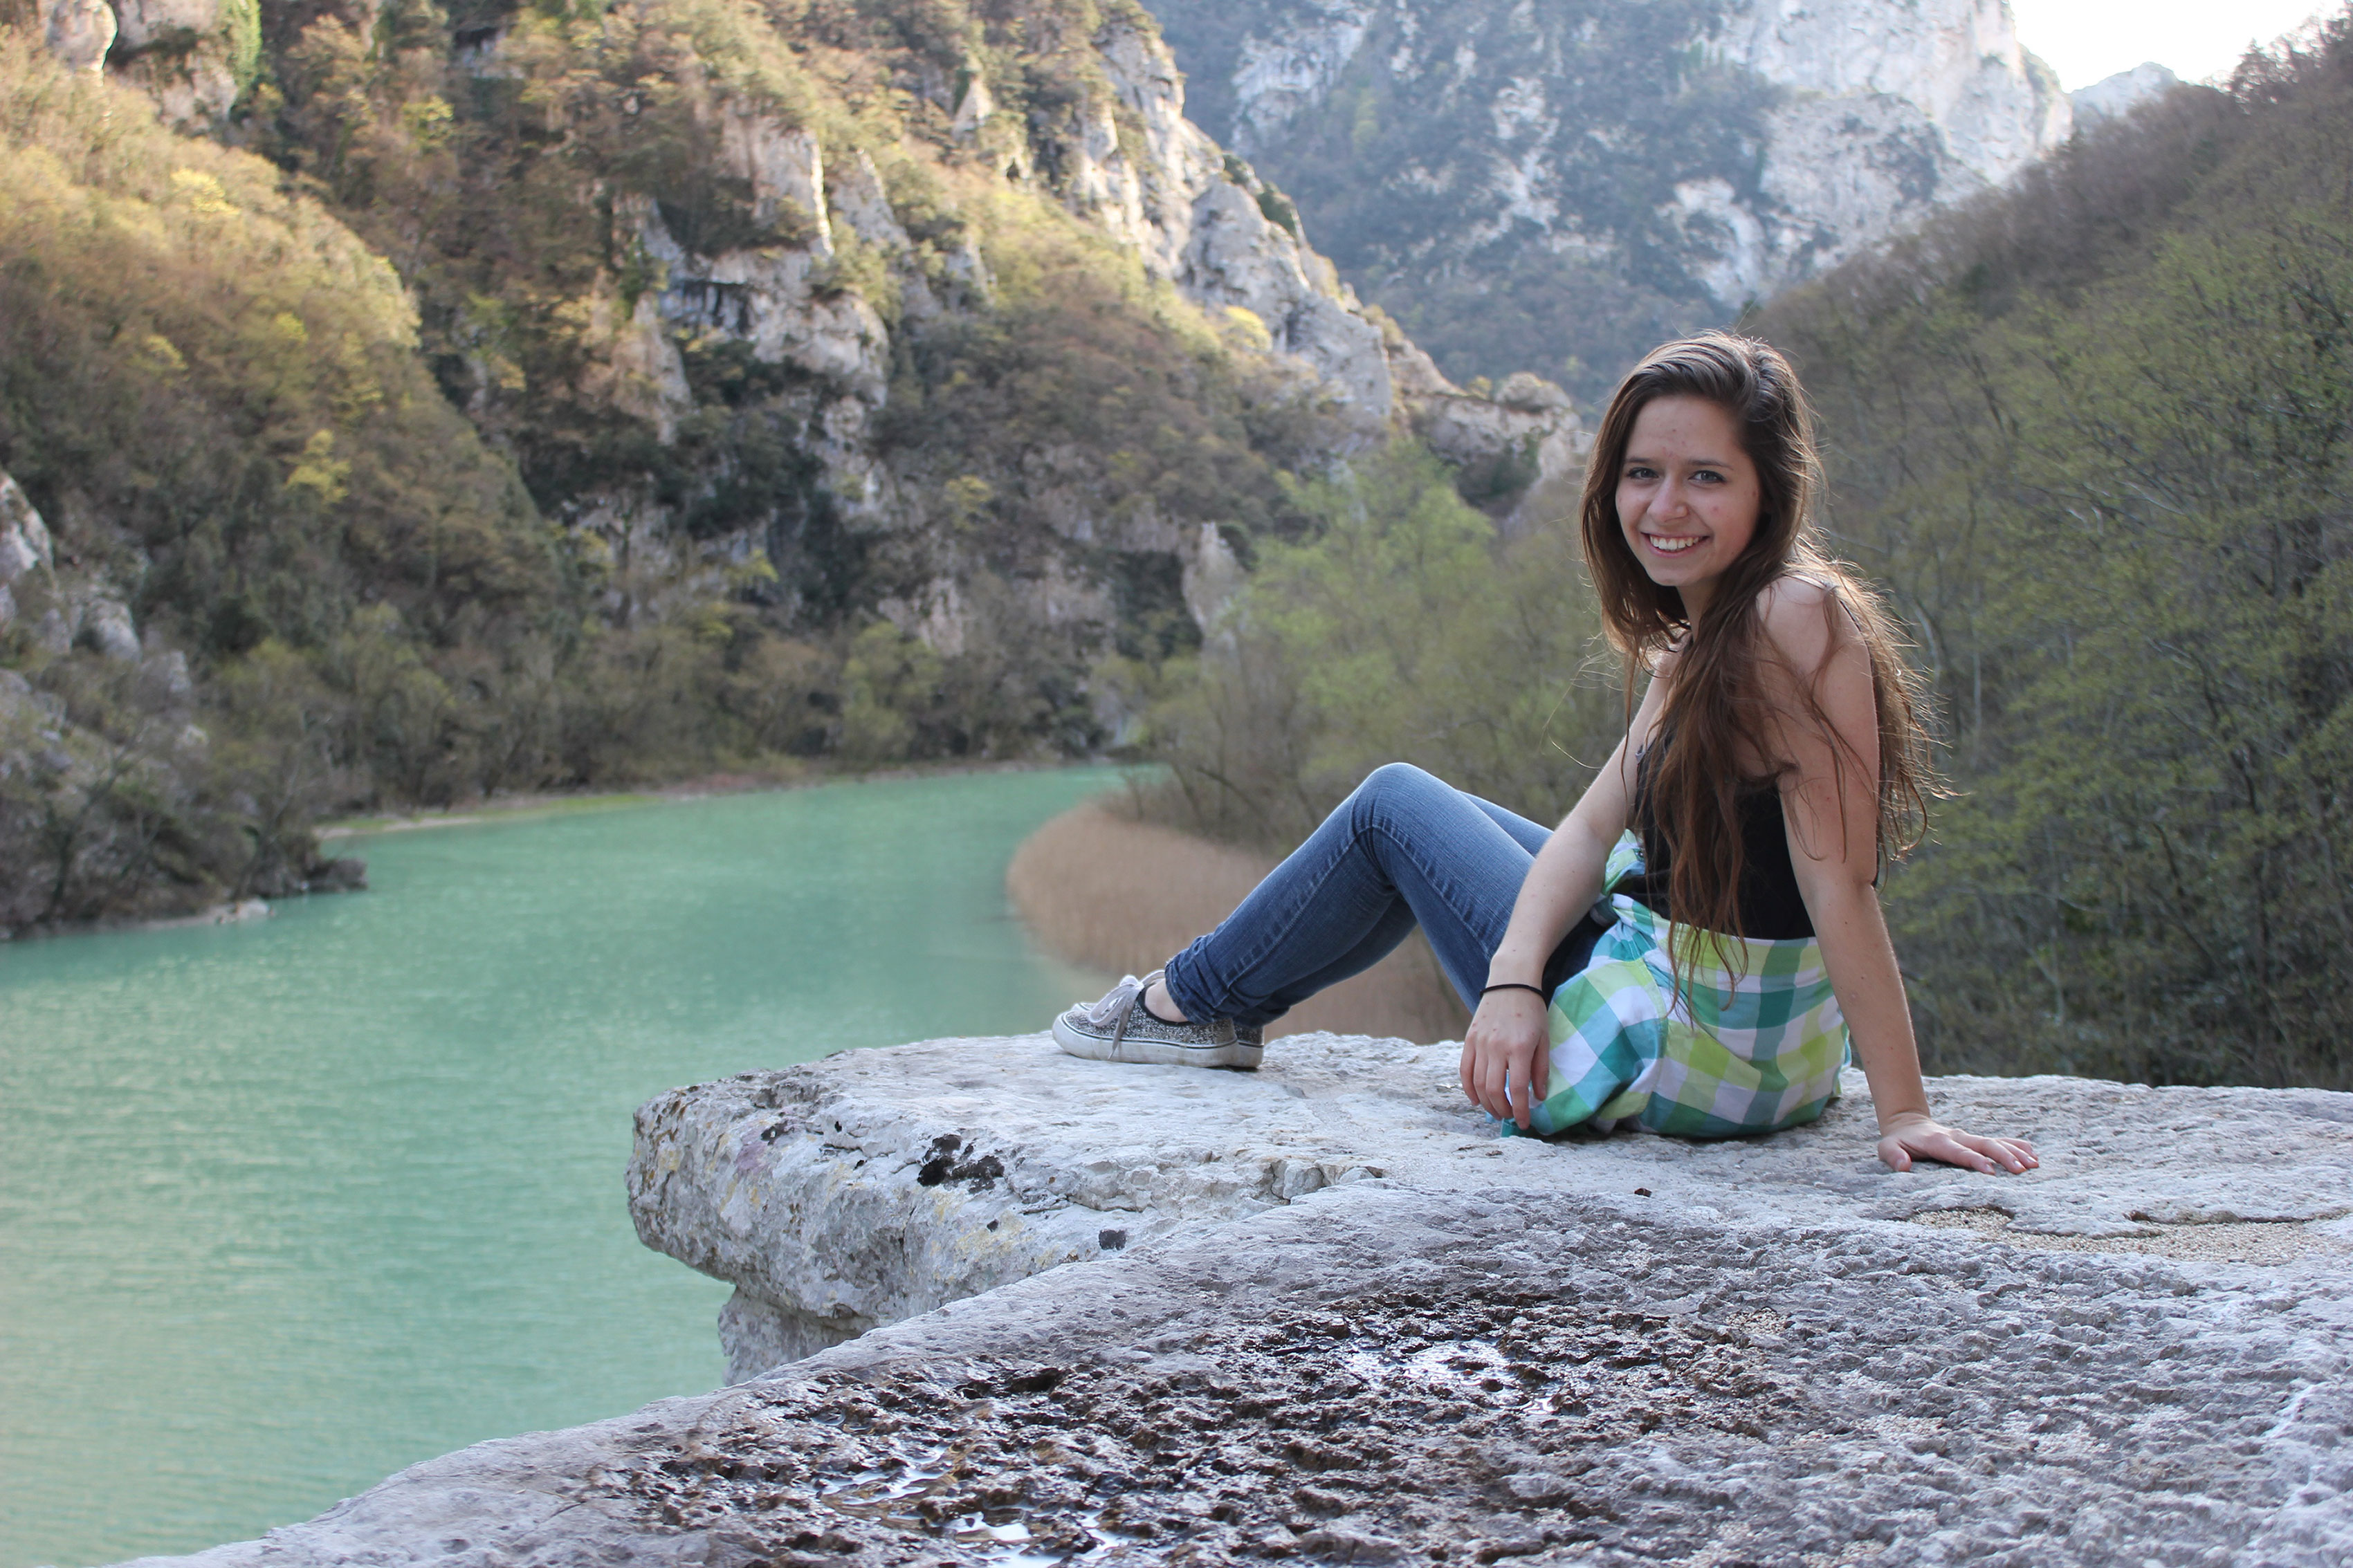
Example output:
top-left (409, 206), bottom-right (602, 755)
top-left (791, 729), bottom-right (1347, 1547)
top-left (1761, 582), bottom-right (2038, 1175)
top-left (1462, 662), bottom-right (1671, 1127)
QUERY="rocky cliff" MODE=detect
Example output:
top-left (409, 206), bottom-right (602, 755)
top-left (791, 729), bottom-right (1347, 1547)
top-left (464, 0), bottom-right (1584, 627)
top-left (0, 463), bottom-right (363, 931)
top-left (12, 0), bottom-right (1583, 813)
top-left (2071, 62), bottom-right (2180, 125)
top-left (36, 0), bottom-right (253, 122)
top-left (1145, 0), bottom-right (2071, 396)
top-left (116, 1033), bottom-right (2353, 1566)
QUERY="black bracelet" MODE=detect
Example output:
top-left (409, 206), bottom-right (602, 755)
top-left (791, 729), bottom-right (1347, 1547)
top-left (1479, 981), bottom-right (1549, 1001)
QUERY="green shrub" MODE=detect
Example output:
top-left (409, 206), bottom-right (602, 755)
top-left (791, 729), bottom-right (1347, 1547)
top-left (1142, 441), bottom-right (1618, 848)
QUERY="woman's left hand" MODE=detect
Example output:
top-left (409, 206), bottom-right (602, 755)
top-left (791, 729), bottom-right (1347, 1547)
top-left (1876, 1112), bottom-right (2038, 1174)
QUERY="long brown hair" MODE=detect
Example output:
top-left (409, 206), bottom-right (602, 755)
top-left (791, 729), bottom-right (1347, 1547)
top-left (1578, 331), bottom-right (1934, 961)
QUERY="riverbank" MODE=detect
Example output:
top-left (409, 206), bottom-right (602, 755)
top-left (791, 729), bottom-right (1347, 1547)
top-left (6, 759), bottom-right (1104, 946)
top-left (1005, 797), bottom-right (1468, 1043)
top-left (315, 757), bottom-right (1098, 839)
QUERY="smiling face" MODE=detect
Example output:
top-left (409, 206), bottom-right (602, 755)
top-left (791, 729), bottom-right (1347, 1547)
top-left (1615, 395), bottom-right (1764, 620)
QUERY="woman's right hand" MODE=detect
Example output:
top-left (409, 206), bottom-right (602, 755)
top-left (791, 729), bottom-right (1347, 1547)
top-left (1461, 989), bottom-right (1554, 1129)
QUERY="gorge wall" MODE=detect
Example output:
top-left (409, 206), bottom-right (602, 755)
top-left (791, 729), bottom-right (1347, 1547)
top-left (33, 0), bottom-right (1581, 608)
top-left (19, 0), bottom-right (2073, 707)
top-left (2, 0), bottom-right (1584, 914)
top-left (1145, 0), bottom-right (2071, 396)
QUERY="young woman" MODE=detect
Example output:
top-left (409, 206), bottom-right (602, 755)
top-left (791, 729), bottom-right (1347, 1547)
top-left (1053, 332), bottom-right (2036, 1176)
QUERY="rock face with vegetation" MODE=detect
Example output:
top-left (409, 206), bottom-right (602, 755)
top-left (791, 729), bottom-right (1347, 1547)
top-left (0, 462), bottom-right (362, 930)
top-left (123, 1033), bottom-right (2353, 1566)
top-left (0, 0), bottom-right (1574, 928)
top-left (107, 0), bottom-right (258, 123)
top-left (1144, 0), bottom-right (2069, 397)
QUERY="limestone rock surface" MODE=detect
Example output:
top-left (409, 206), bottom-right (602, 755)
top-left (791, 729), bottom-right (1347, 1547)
top-left (125, 1035), bottom-right (2352, 1567)
top-left (0, 469), bottom-right (54, 631)
top-left (0, 469), bottom-right (55, 581)
top-left (1411, 379), bottom-right (1593, 533)
top-left (107, 0), bottom-right (249, 124)
top-left (2072, 62), bottom-right (2181, 125)
top-left (42, 0), bottom-right (115, 73)
top-left (629, 1033), bottom-right (2353, 1381)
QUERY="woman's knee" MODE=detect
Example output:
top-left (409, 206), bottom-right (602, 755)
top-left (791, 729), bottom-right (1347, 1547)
top-left (1353, 762), bottom-right (1452, 818)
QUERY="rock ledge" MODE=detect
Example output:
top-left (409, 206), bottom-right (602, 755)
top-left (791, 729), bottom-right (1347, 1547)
top-left (125, 1034), bottom-right (2353, 1568)
top-left (628, 1033), bottom-right (2353, 1381)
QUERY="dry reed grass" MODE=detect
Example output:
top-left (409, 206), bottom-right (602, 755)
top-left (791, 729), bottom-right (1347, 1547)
top-left (1006, 798), bottom-right (1470, 1044)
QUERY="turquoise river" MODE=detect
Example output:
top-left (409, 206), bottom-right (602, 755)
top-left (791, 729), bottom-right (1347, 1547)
top-left (0, 767), bottom-right (1127, 1567)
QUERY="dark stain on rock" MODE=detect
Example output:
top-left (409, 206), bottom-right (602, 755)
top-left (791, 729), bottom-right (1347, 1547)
top-left (917, 1150), bottom-right (1005, 1189)
top-left (952, 1366), bottom-right (1067, 1402)
top-left (999, 1365), bottom-right (1072, 1396)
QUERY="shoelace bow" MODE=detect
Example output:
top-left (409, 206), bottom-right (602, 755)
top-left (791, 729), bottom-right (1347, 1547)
top-left (1079, 972), bottom-right (1160, 1051)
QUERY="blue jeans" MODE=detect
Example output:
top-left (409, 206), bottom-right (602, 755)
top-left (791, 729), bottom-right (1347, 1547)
top-left (1160, 763), bottom-right (1606, 1028)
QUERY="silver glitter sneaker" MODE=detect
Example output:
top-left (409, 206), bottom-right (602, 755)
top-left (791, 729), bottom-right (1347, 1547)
top-left (1052, 970), bottom-right (1265, 1069)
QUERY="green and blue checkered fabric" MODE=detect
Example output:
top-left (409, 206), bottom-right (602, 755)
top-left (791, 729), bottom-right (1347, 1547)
top-left (1519, 832), bottom-right (1849, 1139)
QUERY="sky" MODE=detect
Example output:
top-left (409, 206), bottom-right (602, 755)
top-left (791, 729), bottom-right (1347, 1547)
top-left (2007, 0), bottom-right (2338, 90)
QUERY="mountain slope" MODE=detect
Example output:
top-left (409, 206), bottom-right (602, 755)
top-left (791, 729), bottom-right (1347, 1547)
top-left (1145, 0), bottom-right (2069, 398)
top-left (0, 0), bottom-right (1588, 925)
top-left (0, 35), bottom-right (531, 919)
top-left (241, 0), bottom-right (1588, 703)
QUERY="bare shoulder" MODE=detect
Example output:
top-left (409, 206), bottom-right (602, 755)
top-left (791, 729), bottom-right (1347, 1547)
top-left (1753, 574), bottom-right (1857, 680)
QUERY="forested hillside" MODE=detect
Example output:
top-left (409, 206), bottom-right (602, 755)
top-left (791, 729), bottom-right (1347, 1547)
top-left (0, 37), bottom-right (540, 920)
top-left (1754, 26), bottom-right (2353, 1089)
top-left (0, 0), bottom-right (1569, 928)
top-left (1143, 19), bottom-right (2352, 1090)
top-left (1143, 0), bottom-right (2068, 401)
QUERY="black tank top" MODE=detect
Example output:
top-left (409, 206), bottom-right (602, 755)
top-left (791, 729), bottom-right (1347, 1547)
top-left (1624, 727), bottom-right (1814, 939)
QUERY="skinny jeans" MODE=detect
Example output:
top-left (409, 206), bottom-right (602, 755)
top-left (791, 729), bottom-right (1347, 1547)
top-left (1160, 763), bottom-right (1606, 1029)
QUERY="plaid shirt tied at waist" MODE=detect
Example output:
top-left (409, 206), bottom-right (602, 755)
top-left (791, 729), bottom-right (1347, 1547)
top-left (1519, 832), bottom-right (1851, 1139)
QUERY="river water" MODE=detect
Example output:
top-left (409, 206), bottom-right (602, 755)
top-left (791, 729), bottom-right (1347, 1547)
top-left (0, 768), bottom-right (1123, 1567)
